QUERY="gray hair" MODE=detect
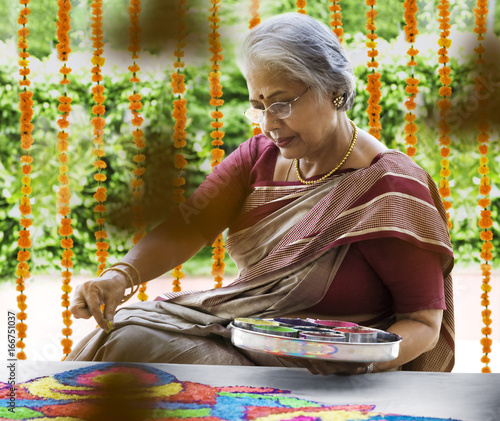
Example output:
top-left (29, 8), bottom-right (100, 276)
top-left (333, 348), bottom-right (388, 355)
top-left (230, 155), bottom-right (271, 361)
top-left (237, 13), bottom-right (355, 111)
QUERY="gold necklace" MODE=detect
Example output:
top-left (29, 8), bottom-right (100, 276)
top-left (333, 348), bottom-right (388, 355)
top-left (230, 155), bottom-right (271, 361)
top-left (294, 119), bottom-right (357, 185)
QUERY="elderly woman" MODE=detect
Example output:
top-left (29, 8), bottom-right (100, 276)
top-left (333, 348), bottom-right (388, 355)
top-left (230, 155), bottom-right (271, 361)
top-left (68, 13), bottom-right (454, 374)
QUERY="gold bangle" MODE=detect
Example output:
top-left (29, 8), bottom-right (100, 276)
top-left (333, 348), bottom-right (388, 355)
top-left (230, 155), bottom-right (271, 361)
top-left (99, 265), bottom-right (139, 304)
top-left (111, 262), bottom-right (142, 285)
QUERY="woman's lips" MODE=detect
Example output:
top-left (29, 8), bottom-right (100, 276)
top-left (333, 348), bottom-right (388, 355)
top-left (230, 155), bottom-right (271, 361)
top-left (275, 136), bottom-right (294, 148)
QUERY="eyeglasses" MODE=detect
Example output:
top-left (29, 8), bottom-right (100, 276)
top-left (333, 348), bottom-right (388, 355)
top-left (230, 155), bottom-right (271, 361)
top-left (243, 87), bottom-right (309, 125)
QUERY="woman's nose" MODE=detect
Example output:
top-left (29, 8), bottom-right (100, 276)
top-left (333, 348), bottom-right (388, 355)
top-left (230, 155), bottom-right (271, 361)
top-left (261, 111), bottom-right (282, 132)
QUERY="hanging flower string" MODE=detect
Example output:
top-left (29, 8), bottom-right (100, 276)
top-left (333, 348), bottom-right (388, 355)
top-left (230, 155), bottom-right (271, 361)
top-left (296, 0), bottom-right (307, 14)
top-left (16, 0), bottom-right (33, 361)
top-left (436, 0), bottom-right (453, 231)
top-left (127, 0), bottom-right (148, 301)
top-left (55, 0), bottom-right (74, 358)
top-left (170, 0), bottom-right (188, 292)
top-left (365, 0), bottom-right (382, 140)
top-left (473, 0), bottom-right (493, 374)
top-left (403, 0), bottom-right (419, 158)
top-left (208, 1), bottom-right (224, 169)
top-left (90, 0), bottom-right (109, 276)
top-left (248, 0), bottom-right (262, 136)
top-left (329, 0), bottom-right (343, 43)
top-left (208, 0), bottom-right (226, 289)
top-left (248, 0), bottom-right (260, 29)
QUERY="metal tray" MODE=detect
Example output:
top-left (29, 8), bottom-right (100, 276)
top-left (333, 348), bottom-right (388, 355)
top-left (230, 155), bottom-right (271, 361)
top-left (230, 322), bottom-right (402, 363)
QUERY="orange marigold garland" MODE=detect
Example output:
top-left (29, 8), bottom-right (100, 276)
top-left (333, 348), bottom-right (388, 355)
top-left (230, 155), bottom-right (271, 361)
top-left (208, 0), bottom-right (225, 169)
top-left (170, 0), bottom-right (188, 292)
top-left (248, 0), bottom-right (260, 29)
top-left (296, 0), bottom-right (307, 14)
top-left (56, 0), bottom-right (74, 358)
top-left (403, 0), bottom-right (419, 158)
top-left (90, 0), bottom-right (109, 276)
top-left (212, 236), bottom-right (226, 288)
top-left (208, 0), bottom-right (226, 289)
top-left (251, 124), bottom-right (262, 137)
top-left (329, 0), bottom-right (343, 43)
top-left (436, 0), bottom-right (453, 231)
top-left (365, 0), bottom-right (382, 140)
top-left (473, 0), bottom-right (493, 374)
top-left (127, 0), bottom-right (148, 301)
top-left (16, 0), bottom-right (33, 361)
top-left (248, 0), bottom-right (262, 136)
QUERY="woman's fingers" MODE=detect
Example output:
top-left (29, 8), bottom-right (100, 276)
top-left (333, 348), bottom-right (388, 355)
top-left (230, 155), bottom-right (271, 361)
top-left (84, 281), bottom-right (109, 331)
top-left (101, 286), bottom-right (124, 329)
top-left (308, 361), bottom-right (370, 375)
top-left (69, 283), bottom-right (93, 320)
top-left (281, 356), bottom-right (370, 375)
top-left (69, 278), bottom-right (126, 332)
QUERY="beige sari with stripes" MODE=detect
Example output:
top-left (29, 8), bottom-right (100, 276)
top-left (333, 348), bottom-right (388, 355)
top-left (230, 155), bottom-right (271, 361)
top-left (68, 150), bottom-right (454, 371)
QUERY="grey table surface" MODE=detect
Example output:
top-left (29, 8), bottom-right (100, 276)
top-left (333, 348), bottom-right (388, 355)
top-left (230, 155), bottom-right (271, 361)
top-left (2, 361), bottom-right (500, 421)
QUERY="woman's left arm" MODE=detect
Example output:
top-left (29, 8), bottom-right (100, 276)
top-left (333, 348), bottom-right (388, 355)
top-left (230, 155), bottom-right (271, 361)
top-left (283, 309), bottom-right (442, 375)
top-left (290, 237), bottom-right (447, 375)
top-left (375, 308), bottom-right (443, 372)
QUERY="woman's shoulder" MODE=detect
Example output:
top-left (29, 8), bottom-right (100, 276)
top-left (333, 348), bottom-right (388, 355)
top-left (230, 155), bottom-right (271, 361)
top-left (352, 129), bottom-right (416, 172)
top-left (373, 149), bottom-right (429, 176)
top-left (362, 149), bottom-right (439, 204)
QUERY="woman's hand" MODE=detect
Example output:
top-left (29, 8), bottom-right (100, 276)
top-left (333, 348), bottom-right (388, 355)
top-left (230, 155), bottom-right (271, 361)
top-left (69, 272), bottom-right (129, 332)
top-left (281, 356), bottom-right (371, 375)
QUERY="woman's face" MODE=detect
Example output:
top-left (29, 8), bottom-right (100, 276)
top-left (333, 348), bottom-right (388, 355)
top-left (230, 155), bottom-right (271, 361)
top-left (246, 68), bottom-right (340, 162)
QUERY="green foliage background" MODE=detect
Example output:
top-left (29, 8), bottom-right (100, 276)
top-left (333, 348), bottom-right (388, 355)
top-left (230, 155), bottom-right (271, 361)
top-left (0, 0), bottom-right (499, 281)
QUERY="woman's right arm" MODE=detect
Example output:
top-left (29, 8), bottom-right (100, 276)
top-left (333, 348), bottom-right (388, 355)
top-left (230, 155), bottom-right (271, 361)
top-left (70, 212), bottom-right (209, 331)
top-left (70, 137), bottom-right (255, 331)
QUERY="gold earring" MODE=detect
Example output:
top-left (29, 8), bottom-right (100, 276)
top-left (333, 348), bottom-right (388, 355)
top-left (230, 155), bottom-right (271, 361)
top-left (332, 95), bottom-right (344, 108)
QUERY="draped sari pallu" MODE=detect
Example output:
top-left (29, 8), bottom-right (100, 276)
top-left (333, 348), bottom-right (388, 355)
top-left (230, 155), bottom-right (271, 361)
top-left (69, 151), bottom-right (454, 372)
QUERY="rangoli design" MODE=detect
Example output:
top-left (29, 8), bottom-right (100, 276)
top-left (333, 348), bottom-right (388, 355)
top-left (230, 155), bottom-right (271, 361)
top-left (0, 363), bottom-right (460, 420)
